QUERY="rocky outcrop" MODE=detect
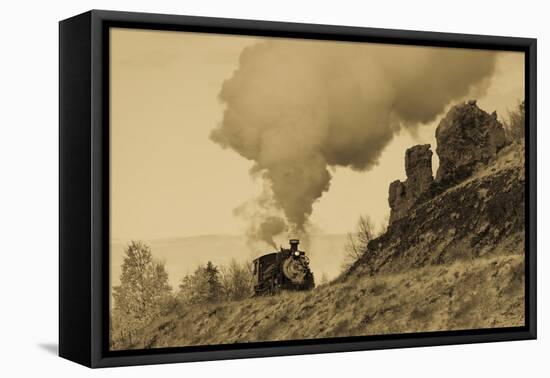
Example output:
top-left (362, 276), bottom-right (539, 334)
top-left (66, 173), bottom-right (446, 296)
top-left (389, 144), bottom-right (433, 224)
top-left (362, 100), bottom-right (524, 276)
top-left (435, 100), bottom-right (506, 186)
top-left (388, 101), bottom-right (508, 226)
top-left (354, 143), bottom-right (524, 276)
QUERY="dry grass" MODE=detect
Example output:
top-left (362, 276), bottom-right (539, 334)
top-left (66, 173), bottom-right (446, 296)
top-left (115, 253), bottom-right (524, 350)
top-left (112, 143), bottom-right (526, 351)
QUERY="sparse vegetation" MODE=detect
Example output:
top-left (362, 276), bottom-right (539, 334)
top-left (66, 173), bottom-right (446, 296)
top-left (115, 254), bottom-right (524, 350)
top-left (504, 101), bottom-right (525, 142)
top-left (341, 215), bottom-right (376, 273)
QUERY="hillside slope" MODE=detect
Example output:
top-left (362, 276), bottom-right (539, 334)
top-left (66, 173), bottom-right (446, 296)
top-left (113, 138), bottom-right (525, 351)
top-left (120, 253), bottom-right (523, 350)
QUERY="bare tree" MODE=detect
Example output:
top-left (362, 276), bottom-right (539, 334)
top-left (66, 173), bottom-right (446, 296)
top-left (356, 215), bottom-right (375, 247)
top-left (341, 215), bottom-right (376, 272)
top-left (504, 100), bottom-right (525, 142)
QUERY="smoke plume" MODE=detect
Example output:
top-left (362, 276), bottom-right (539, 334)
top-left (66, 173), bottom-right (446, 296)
top-left (233, 184), bottom-right (288, 248)
top-left (211, 40), bottom-right (496, 244)
top-left (248, 216), bottom-right (287, 249)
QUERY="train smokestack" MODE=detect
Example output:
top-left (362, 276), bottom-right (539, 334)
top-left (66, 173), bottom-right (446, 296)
top-left (289, 239), bottom-right (299, 252)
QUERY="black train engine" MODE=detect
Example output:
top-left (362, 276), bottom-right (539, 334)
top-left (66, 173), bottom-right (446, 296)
top-left (252, 239), bottom-right (315, 295)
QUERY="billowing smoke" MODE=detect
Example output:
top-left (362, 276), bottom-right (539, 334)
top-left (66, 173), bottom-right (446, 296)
top-left (233, 184), bottom-right (288, 248)
top-left (211, 39), bottom-right (496, 244)
top-left (248, 216), bottom-right (287, 248)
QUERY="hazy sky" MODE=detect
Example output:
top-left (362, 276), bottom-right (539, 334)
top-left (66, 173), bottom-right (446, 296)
top-left (110, 28), bottom-right (524, 242)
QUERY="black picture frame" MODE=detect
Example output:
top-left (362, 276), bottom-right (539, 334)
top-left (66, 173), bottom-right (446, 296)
top-left (59, 9), bottom-right (537, 368)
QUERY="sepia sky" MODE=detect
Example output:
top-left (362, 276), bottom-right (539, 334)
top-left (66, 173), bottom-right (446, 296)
top-left (110, 28), bottom-right (524, 242)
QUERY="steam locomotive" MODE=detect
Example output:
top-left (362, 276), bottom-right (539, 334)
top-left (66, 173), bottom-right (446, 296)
top-left (252, 239), bottom-right (315, 295)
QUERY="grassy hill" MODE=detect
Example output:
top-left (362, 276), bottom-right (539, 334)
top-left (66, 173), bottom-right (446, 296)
top-left (121, 254), bottom-right (523, 349)
top-left (112, 142), bottom-right (525, 351)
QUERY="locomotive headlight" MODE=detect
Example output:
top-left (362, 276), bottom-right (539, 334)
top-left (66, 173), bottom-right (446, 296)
top-left (294, 251), bottom-right (300, 257)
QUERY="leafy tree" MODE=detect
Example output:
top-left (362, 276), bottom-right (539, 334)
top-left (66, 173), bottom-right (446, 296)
top-left (111, 241), bottom-right (172, 346)
top-left (204, 261), bottom-right (223, 302)
top-left (220, 259), bottom-right (253, 300)
top-left (178, 261), bottom-right (224, 304)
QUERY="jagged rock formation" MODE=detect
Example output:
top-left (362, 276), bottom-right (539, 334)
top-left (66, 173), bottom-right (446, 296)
top-left (353, 100), bottom-right (523, 277)
top-left (388, 100), bottom-right (508, 226)
top-left (389, 144), bottom-right (434, 224)
top-left (435, 100), bottom-right (506, 186)
top-left (356, 143), bottom-right (524, 276)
